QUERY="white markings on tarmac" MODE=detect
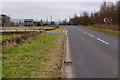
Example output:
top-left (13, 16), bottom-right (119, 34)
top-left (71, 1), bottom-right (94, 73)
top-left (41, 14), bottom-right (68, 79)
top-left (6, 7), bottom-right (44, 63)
top-left (65, 30), bottom-right (67, 35)
top-left (83, 32), bottom-right (87, 34)
top-left (97, 38), bottom-right (109, 45)
top-left (64, 30), bottom-right (74, 78)
top-left (71, 26), bottom-right (109, 45)
top-left (88, 34), bottom-right (94, 38)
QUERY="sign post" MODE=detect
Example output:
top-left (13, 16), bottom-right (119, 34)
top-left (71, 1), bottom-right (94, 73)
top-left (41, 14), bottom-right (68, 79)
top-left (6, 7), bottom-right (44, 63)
top-left (104, 18), bottom-right (113, 29)
top-left (104, 18), bottom-right (113, 23)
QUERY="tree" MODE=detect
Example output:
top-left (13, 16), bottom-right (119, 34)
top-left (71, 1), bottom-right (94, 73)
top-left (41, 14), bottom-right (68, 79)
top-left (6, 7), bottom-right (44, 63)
top-left (51, 21), bottom-right (56, 25)
top-left (70, 12), bottom-right (91, 25)
top-left (81, 12), bottom-right (91, 25)
top-left (70, 14), bottom-right (81, 25)
top-left (1, 14), bottom-right (12, 27)
top-left (116, 1), bottom-right (120, 30)
top-left (69, 1), bottom-right (118, 26)
top-left (60, 19), bottom-right (68, 25)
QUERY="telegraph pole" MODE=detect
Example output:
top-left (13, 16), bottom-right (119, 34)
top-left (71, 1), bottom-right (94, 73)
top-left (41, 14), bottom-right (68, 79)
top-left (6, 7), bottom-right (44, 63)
top-left (51, 16), bottom-right (52, 24)
top-left (65, 18), bottom-right (67, 25)
top-left (69, 15), bottom-right (70, 25)
top-left (46, 16), bottom-right (48, 24)
top-left (59, 19), bottom-right (60, 25)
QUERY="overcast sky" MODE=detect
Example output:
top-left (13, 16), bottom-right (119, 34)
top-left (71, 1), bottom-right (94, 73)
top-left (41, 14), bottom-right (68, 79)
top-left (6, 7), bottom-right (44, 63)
top-left (1, 0), bottom-right (118, 21)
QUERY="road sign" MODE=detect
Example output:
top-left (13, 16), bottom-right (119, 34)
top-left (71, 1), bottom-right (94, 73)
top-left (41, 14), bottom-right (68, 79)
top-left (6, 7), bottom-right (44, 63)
top-left (104, 18), bottom-right (113, 23)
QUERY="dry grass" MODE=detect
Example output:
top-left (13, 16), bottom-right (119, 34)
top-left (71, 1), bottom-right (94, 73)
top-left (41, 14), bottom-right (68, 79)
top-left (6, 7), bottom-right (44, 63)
top-left (91, 24), bottom-right (119, 31)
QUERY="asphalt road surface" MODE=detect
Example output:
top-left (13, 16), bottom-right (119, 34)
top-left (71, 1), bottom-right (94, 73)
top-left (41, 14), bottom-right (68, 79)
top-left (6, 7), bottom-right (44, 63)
top-left (65, 26), bottom-right (118, 78)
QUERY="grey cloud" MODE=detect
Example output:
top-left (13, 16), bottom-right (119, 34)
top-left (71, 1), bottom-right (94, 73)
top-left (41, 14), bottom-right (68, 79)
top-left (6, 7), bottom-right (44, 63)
top-left (2, 2), bottom-right (100, 21)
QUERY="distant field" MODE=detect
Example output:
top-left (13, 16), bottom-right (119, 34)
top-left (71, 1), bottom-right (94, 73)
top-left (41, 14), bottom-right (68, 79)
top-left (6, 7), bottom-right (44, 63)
top-left (0, 26), bottom-right (55, 29)
top-left (2, 33), bottom-right (64, 78)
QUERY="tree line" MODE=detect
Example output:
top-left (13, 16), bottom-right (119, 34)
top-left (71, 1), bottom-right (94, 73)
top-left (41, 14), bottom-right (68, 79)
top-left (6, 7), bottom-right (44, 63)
top-left (69, 1), bottom-right (119, 26)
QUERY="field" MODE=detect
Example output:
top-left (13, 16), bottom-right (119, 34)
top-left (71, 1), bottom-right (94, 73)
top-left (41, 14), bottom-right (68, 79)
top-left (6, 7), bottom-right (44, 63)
top-left (1, 27), bottom-right (66, 40)
top-left (0, 26), bottom-right (55, 29)
top-left (2, 33), bottom-right (64, 78)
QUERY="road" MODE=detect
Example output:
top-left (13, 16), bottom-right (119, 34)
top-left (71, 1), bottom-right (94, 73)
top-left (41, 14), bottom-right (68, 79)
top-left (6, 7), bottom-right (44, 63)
top-left (65, 26), bottom-right (118, 78)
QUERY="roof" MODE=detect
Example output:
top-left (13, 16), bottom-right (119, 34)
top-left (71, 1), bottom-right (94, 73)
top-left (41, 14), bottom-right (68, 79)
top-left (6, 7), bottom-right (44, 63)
top-left (24, 19), bottom-right (34, 22)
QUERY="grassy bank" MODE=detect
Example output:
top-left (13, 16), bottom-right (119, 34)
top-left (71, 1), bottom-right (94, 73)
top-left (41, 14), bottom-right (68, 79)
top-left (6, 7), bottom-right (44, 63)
top-left (92, 24), bottom-right (119, 31)
top-left (2, 34), bottom-right (21, 40)
top-left (79, 25), bottom-right (119, 36)
top-left (2, 33), bottom-right (64, 78)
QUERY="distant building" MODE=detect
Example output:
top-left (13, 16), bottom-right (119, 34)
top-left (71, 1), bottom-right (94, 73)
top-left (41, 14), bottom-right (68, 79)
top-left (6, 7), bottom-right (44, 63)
top-left (24, 19), bottom-right (48, 26)
top-left (24, 19), bottom-right (34, 26)
top-left (34, 21), bottom-right (42, 26)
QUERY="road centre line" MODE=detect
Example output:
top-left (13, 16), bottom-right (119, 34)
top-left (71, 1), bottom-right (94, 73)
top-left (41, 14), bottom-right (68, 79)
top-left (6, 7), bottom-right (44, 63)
top-left (88, 34), bottom-right (94, 37)
top-left (71, 26), bottom-right (110, 45)
top-left (83, 32), bottom-right (87, 34)
top-left (97, 38), bottom-right (109, 45)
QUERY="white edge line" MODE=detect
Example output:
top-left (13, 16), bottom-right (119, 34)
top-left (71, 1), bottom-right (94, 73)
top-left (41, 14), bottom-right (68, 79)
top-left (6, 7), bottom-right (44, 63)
top-left (65, 30), bottom-right (73, 78)
top-left (65, 30), bottom-right (67, 35)
top-left (97, 38), bottom-right (109, 45)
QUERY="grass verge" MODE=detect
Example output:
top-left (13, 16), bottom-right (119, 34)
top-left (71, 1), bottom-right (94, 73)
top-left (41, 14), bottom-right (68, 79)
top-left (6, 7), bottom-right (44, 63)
top-left (1, 34), bottom-right (21, 40)
top-left (2, 33), bottom-right (64, 78)
top-left (79, 25), bottom-right (120, 36)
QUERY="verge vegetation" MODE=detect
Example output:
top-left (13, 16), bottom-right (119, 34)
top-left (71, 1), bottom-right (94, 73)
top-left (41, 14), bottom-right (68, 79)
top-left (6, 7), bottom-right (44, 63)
top-left (2, 33), bottom-right (64, 78)
top-left (2, 34), bottom-right (21, 40)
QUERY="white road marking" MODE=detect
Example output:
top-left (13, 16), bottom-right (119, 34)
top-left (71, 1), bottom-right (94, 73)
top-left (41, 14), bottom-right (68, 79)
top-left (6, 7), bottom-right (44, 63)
top-left (70, 26), bottom-right (110, 45)
top-left (88, 34), bottom-right (94, 37)
top-left (65, 30), bottom-right (67, 35)
top-left (83, 32), bottom-right (87, 34)
top-left (65, 30), bottom-right (74, 78)
top-left (97, 38), bottom-right (109, 45)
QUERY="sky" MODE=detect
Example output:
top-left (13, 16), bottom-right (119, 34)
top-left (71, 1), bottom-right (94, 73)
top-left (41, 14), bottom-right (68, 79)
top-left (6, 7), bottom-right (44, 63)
top-left (1, 0), bottom-right (118, 22)
top-left (1, 0), bottom-right (118, 2)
